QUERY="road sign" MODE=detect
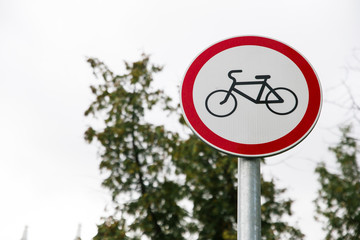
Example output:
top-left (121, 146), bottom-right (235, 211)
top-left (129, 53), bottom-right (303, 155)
top-left (181, 36), bottom-right (322, 157)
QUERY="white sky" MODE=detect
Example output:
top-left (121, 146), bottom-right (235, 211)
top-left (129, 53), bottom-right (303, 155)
top-left (0, 0), bottom-right (359, 239)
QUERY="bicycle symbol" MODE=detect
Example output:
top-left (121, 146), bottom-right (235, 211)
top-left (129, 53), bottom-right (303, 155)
top-left (205, 70), bottom-right (298, 117)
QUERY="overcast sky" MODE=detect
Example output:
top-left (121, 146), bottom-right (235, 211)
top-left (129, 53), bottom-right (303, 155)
top-left (0, 0), bottom-right (359, 239)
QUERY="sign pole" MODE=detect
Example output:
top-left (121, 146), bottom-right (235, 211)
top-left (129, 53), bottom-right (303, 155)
top-left (238, 157), bottom-right (261, 240)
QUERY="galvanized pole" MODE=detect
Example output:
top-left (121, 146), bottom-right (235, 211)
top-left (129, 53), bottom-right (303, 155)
top-left (237, 157), bottom-right (261, 240)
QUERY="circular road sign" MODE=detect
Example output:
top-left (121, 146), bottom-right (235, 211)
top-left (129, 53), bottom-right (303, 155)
top-left (180, 36), bottom-right (322, 158)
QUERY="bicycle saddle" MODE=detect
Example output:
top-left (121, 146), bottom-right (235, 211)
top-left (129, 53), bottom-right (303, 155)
top-left (255, 75), bottom-right (271, 80)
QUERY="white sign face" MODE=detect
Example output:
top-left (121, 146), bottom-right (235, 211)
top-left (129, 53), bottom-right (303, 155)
top-left (181, 36), bottom-right (322, 157)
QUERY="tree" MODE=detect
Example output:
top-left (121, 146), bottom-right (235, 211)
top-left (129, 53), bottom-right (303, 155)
top-left (85, 55), bottom-right (188, 240)
top-left (85, 55), bottom-right (304, 239)
top-left (93, 217), bottom-right (128, 240)
top-left (174, 134), bottom-right (304, 240)
top-left (260, 175), bottom-right (304, 240)
top-left (314, 125), bottom-right (360, 239)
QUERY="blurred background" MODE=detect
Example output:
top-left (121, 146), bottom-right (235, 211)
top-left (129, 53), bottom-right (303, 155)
top-left (0, 0), bottom-right (359, 239)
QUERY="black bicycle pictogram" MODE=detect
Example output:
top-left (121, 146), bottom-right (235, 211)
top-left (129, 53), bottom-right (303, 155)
top-left (205, 70), bottom-right (298, 117)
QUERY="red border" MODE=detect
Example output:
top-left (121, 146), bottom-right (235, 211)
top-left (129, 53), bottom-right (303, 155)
top-left (181, 36), bottom-right (321, 157)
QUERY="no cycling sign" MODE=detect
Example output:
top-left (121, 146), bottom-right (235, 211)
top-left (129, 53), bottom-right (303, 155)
top-left (180, 36), bottom-right (322, 157)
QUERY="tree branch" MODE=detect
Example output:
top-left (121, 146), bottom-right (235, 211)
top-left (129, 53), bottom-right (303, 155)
top-left (131, 93), bottom-right (165, 239)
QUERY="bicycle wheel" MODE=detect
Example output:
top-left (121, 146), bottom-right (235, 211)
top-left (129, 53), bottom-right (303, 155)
top-left (265, 87), bottom-right (298, 115)
top-left (205, 90), bottom-right (237, 117)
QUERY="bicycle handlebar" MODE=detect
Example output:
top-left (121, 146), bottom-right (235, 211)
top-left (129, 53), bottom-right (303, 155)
top-left (228, 70), bottom-right (243, 82)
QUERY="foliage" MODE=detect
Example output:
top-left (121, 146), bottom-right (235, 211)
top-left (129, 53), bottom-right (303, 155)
top-left (314, 125), bottom-right (360, 239)
top-left (174, 134), bottom-right (304, 240)
top-left (94, 217), bottom-right (129, 240)
top-left (261, 176), bottom-right (304, 239)
top-left (85, 55), bottom-right (187, 239)
top-left (173, 134), bottom-right (238, 239)
top-left (85, 55), bottom-right (304, 239)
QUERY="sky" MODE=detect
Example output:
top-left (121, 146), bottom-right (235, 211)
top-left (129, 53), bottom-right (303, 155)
top-left (0, 0), bottom-right (359, 239)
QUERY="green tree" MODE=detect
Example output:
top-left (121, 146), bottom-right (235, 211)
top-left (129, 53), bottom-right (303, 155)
top-left (85, 55), bottom-right (188, 240)
top-left (85, 55), bottom-right (304, 239)
top-left (174, 134), bottom-right (304, 240)
top-left (93, 217), bottom-right (128, 240)
top-left (314, 125), bottom-right (360, 239)
top-left (260, 175), bottom-right (304, 240)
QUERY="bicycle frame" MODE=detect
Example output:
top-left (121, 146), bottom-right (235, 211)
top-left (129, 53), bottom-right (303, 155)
top-left (220, 72), bottom-right (284, 105)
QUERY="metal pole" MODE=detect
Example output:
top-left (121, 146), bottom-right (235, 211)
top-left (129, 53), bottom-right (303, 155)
top-left (237, 157), bottom-right (261, 240)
